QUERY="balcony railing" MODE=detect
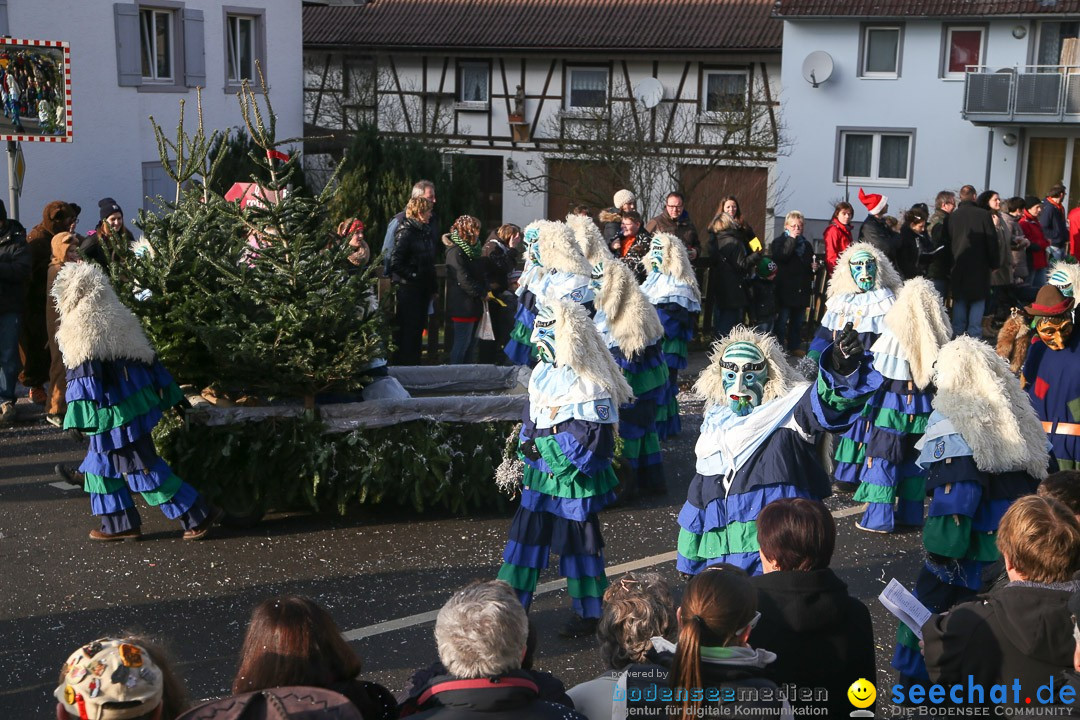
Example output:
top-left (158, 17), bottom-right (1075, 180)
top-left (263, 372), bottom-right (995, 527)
top-left (963, 65), bottom-right (1080, 123)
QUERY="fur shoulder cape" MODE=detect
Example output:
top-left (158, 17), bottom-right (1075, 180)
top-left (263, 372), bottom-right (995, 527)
top-left (565, 213), bottom-right (613, 267)
top-left (597, 261), bottom-right (663, 357)
top-left (649, 232), bottom-right (700, 298)
top-left (933, 336), bottom-right (1048, 479)
top-left (884, 277), bottom-right (952, 389)
top-left (828, 242), bottom-right (903, 299)
top-left (696, 325), bottom-right (801, 408)
top-left (52, 262), bottom-right (156, 369)
top-left (552, 299), bottom-right (633, 408)
top-left (537, 220), bottom-right (590, 276)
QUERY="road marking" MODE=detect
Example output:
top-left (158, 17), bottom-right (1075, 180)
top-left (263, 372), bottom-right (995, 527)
top-left (342, 503), bottom-right (868, 642)
top-left (50, 481), bottom-right (80, 491)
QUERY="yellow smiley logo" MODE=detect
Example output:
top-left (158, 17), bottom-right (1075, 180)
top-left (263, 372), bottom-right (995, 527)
top-left (847, 678), bottom-right (876, 709)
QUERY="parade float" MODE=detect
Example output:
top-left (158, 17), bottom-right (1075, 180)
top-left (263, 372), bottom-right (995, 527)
top-left (100, 82), bottom-right (520, 524)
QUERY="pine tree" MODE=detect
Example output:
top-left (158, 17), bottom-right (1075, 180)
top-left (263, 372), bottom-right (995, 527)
top-left (103, 76), bottom-right (389, 403)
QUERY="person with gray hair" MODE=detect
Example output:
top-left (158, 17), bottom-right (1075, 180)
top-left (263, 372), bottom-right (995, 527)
top-left (408, 581), bottom-right (588, 720)
top-left (383, 180), bottom-right (437, 274)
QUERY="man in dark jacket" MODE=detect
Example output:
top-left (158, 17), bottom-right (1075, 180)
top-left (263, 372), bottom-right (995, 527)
top-left (770, 211), bottom-right (816, 353)
top-left (0, 200), bottom-right (29, 424)
top-left (922, 495), bottom-right (1080, 711)
top-left (1041, 183), bottom-right (1068, 261)
top-left (945, 184), bottom-right (1000, 337)
top-left (751, 498), bottom-right (876, 719)
top-left (645, 191), bottom-right (700, 261)
top-left (408, 581), bottom-right (586, 720)
top-left (856, 188), bottom-right (900, 267)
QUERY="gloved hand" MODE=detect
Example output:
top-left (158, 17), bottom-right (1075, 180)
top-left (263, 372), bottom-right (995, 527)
top-left (520, 438), bottom-right (541, 462)
top-left (832, 321), bottom-right (864, 375)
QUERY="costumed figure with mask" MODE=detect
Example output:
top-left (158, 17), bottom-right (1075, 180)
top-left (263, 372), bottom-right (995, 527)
top-left (846, 278), bottom-right (953, 533)
top-left (676, 324), bottom-right (880, 575)
top-left (52, 263), bottom-right (219, 541)
top-left (640, 232), bottom-right (701, 439)
top-left (892, 336), bottom-right (1046, 680)
top-left (1021, 284), bottom-right (1080, 470)
top-left (810, 243), bottom-right (903, 492)
top-left (497, 299), bottom-right (633, 635)
top-left (504, 221), bottom-right (594, 366)
top-left (995, 260), bottom-right (1079, 374)
top-left (593, 259), bottom-right (670, 499)
top-left (1048, 261), bottom-right (1080, 318)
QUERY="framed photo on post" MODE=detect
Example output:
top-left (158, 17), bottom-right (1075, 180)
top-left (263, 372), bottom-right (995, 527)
top-left (0, 37), bottom-right (72, 143)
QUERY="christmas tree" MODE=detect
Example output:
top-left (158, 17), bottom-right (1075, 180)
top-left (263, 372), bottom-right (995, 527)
top-left (102, 77), bottom-right (389, 403)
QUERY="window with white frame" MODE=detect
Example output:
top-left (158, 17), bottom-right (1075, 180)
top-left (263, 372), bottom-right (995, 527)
top-left (140, 7), bottom-right (174, 81)
top-left (227, 14), bottom-right (255, 83)
top-left (860, 25), bottom-right (902, 78)
top-left (837, 129), bottom-right (914, 185)
top-left (943, 26), bottom-right (985, 78)
top-left (702, 70), bottom-right (748, 112)
top-left (456, 61), bottom-right (489, 105)
top-left (566, 67), bottom-right (608, 110)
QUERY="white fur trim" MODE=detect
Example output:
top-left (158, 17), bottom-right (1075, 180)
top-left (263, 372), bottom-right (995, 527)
top-left (537, 220), bottom-right (590, 276)
top-left (932, 336), bottom-right (1049, 479)
top-left (52, 262), bottom-right (156, 369)
top-left (695, 325), bottom-right (801, 408)
top-left (869, 195), bottom-right (888, 215)
top-left (827, 242), bottom-right (903, 299)
top-left (884, 277), bottom-right (952, 389)
top-left (649, 232), bottom-right (700, 299)
top-left (551, 299), bottom-right (633, 408)
top-left (597, 261), bottom-right (663, 357)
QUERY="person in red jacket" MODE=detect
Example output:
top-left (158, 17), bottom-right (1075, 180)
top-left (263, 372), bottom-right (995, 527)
top-left (823, 201), bottom-right (853, 275)
top-left (1068, 205), bottom-right (1080, 260)
top-left (1020, 195), bottom-right (1050, 287)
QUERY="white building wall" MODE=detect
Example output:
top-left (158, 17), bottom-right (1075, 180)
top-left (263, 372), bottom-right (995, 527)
top-left (777, 19), bottom-right (1031, 231)
top-left (1, 0), bottom-right (302, 229)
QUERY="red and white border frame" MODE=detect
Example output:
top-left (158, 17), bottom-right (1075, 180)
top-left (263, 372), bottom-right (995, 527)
top-left (0, 37), bottom-right (72, 143)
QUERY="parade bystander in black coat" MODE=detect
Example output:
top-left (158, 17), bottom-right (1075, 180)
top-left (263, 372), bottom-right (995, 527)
top-left (945, 200), bottom-right (999, 302)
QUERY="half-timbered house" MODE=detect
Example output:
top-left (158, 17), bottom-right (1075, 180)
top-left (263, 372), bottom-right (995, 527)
top-left (303, 0), bottom-right (783, 233)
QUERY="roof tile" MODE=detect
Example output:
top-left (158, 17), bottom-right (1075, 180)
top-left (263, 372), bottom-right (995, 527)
top-left (773, 0), bottom-right (1080, 17)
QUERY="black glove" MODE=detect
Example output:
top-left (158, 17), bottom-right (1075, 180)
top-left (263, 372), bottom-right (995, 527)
top-left (832, 322), bottom-right (864, 375)
top-left (520, 438), bottom-right (541, 462)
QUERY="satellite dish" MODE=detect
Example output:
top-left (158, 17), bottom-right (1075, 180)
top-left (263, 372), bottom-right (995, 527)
top-left (634, 77), bottom-right (664, 108)
top-left (802, 51), bottom-right (834, 88)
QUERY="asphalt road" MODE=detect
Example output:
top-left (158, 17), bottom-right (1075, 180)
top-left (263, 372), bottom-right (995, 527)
top-left (0, 370), bottom-right (925, 716)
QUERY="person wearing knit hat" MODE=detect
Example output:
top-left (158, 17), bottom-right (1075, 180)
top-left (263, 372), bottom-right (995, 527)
top-left (54, 638), bottom-right (176, 720)
top-left (1021, 284), bottom-right (1080, 471)
top-left (81, 197), bottom-right (134, 269)
top-left (857, 188), bottom-right (900, 270)
top-left (612, 189), bottom-right (636, 212)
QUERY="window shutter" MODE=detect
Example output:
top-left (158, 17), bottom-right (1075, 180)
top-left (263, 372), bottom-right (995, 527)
top-left (183, 8), bottom-right (205, 88)
top-left (113, 3), bottom-right (141, 87)
top-left (0, 1), bottom-right (9, 36)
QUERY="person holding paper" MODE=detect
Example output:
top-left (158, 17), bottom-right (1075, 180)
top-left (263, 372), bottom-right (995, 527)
top-left (921, 496), bottom-right (1080, 710)
top-left (676, 323), bottom-right (879, 575)
top-left (892, 337), bottom-right (1047, 682)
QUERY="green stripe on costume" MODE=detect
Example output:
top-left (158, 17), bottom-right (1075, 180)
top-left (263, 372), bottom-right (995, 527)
top-left (661, 336), bottom-right (688, 360)
top-left (497, 563), bottom-right (540, 593)
top-left (1058, 458), bottom-right (1079, 470)
top-left (522, 465), bottom-right (618, 499)
top-left (833, 437), bottom-right (866, 465)
top-left (969, 532), bottom-right (999, 562)
top-left (567, 575), bottom-right (608, 599)
top-left (853, 482), bottom-right (895, 505)
top-left (816, 374), bottom-right (866, 412)
top-left (897, 475), bottom-right (926, 502)
top-left (626, 364), bottom-right (669, 396)
top-left (923, 515), bottom-right (972, 559)
top-left (873, 407), bottom-right (930, 434)
top-left (620, 434), bottom-right (660, 462)
top-left (83, 473), bottom-right (127, 495)
top-left (677, 521), bottom-right (759, 560)
top-left (1068, 397), bottom-right (1080, 423)
top-left (896, 623), bottom-right (920, 651)
top-left (64, 384), bottom-right (171, 435)
top-left (139, 474), bottom-right (183, 506)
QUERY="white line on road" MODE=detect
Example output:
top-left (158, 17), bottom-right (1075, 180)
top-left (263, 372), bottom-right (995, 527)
top-left (49, 481), bottom-right (80, 491)
top-left (342, 503), bottom-right (868, 642)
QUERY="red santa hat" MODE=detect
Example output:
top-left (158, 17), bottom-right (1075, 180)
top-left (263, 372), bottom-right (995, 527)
top-left (858, 188), bottom-right (888, 215)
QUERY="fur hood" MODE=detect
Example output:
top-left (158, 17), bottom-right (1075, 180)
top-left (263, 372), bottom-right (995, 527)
top-left (884, 277), bottom-right (952, 389)
top-left (35, 200), bottom-right (79, 238)
top-left (552, 299), bottom-right (633, 408)
top-left (932, 336), bottom-right (1049, 479)
top-left (695, 325), bottom-right (801, 408)
top-left (598, 208), bottom-right (621, 224)
top-left (52, 262), bottom-right (156, 369)
top-left (648, 232), bottom-right (700, 298)
top-left (566, 213), bottom-right (613, 266)
top-left (827, 242), bottom-right (903, 299)
top-left (537, 220), bottom-right (590, 276)
top-left (596, 260), bottom-right (663, 357)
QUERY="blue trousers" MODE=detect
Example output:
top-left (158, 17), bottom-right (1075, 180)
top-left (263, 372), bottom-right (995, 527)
top-left (951, 298), bottom-right (985, 338)
top-left (450, 320), bottom-right (478, 364)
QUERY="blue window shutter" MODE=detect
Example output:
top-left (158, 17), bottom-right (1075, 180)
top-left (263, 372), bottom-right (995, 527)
top-left (113, 3), bottom-right (141, 87)
top-left (183, 8), bottom-right (205, 88)
top-left (0, 1), bottom-right (9, 36)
